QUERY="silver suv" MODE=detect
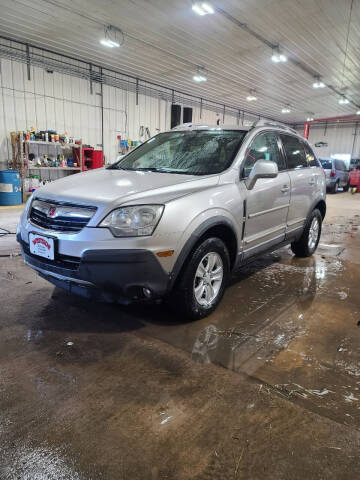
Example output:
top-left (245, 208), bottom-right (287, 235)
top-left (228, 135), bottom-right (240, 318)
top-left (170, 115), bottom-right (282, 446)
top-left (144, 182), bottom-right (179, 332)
top-left (17, 122), bottom-right (326, 319)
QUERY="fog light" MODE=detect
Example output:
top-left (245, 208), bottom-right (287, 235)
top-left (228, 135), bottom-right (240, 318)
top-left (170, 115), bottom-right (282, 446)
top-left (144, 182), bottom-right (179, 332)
top-left (143, 288), bottom-right (152, 298)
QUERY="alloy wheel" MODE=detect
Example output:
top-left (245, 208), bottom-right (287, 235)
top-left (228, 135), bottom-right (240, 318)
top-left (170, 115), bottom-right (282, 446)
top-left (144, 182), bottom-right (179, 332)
top-left (193, 252), bottom-right (224, 307)
top-left (308, 217), bottom-right (320, 250)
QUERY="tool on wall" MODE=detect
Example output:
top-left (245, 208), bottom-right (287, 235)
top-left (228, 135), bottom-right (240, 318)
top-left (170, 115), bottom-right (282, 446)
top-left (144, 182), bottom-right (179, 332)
top-left (139, 126), bottom-right (151, 142)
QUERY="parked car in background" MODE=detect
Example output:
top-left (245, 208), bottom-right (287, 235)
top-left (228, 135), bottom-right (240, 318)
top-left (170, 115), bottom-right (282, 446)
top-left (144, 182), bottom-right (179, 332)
top-left (319, 158), bottom-right (349, 193)
top-left (17, 122), bottom-right (326, 319)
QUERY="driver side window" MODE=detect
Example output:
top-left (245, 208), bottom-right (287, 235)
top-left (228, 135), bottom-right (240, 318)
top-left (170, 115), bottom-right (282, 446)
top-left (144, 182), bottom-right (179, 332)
top-left (242, 132), bottom-right (285, 177)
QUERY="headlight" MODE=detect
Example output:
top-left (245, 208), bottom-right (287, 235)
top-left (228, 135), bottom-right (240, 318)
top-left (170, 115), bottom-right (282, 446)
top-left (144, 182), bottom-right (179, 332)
top-left (99, 205), bottom-right (164, 237)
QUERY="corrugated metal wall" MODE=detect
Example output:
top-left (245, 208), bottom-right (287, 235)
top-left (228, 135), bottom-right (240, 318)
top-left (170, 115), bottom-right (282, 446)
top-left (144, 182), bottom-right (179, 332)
top-left (297, 123), bottom-right (360, 159)
top-left (1, 53), bottom-right (255, 170)
top-left (0, 57), bottom-right (102, 169)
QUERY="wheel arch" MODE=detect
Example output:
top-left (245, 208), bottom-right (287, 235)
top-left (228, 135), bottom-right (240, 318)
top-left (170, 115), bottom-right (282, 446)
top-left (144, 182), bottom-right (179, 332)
top-left (313, 198), bottom-right (326, 219)
top-left (169, 217), bottom-right (238, 289)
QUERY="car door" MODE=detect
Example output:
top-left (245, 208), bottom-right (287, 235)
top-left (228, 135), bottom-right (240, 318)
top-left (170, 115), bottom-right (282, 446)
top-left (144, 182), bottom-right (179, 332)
top-left (241, 131), bottom-right (291, 259)
top-left (279, 134), bottom-right (316, 235)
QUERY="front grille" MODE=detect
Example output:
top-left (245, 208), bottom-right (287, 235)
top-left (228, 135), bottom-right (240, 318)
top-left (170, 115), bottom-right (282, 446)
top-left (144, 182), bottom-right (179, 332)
top-left (22, 241), bottom-right (81, 271)
top-left (29, 198), bottom-right (96, 233)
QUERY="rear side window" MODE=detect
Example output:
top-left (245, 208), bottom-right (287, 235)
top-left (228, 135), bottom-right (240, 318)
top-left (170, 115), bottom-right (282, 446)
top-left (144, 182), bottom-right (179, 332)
top-left (242, 131), bottom-right (286, 177)
top-left (320, 159), bottom-right (332, 169)
top-left (280, 134), bottom-right (307, 169)
top-left (302, 142), bottom-right (320, 167)
top-left (335, 159), bottom-right (344, 171)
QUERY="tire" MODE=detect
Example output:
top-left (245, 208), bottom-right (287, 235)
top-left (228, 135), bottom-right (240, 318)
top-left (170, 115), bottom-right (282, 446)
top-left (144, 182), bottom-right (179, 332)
top-left (291, 209), bottom-right (322, 258)
top-left (330, 181), bottom-right (339, 194)
top-left (170, 237), bottom-right (230, 320)
top-left (343, 182), bottom-right (350, 192)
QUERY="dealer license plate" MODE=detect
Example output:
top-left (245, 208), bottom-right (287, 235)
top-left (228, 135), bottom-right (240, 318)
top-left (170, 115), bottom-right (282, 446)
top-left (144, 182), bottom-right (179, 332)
top-left (29, 233), bottom-right (55, 260)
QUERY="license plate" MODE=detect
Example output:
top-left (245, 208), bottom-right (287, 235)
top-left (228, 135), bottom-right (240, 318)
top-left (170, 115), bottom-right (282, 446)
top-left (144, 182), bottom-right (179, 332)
top-left (29, 233), bottom-right (55, 260)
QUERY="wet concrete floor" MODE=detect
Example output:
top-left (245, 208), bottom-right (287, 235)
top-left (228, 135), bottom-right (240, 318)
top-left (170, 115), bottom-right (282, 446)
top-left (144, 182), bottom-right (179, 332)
top-left (1, 193), bottom-right (360, 479)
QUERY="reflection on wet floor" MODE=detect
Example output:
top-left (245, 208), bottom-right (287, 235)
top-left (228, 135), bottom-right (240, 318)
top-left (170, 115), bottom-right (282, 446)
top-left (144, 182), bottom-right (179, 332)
top-left (1, 211), bottom-right (360, 478)
top-left (133, 220), bottom-right (360, 427)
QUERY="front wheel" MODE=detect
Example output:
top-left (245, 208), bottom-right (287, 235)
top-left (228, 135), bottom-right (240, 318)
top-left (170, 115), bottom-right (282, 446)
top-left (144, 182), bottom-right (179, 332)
top-left (291, 209), bottom-right (322, 257)
top-left (170, 237), bottom-right (230, 320)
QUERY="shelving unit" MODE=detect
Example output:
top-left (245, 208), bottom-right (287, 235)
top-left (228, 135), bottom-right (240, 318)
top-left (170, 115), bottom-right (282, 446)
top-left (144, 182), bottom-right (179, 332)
top-left (10, 133), bottom-right (103, 200)
top-left (10, 135), bottom-right (84, 201)
top-left (28, 167), bottom-right (81, 171)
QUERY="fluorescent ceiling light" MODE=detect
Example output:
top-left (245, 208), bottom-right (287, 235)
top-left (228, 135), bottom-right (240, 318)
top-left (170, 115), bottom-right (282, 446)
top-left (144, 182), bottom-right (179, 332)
top-left (306, 117), bottom-right (314, 121)
top-left (201, 2), bottom-right (214, 13)
top-left (192, 2), bottom-right (214, 15)
top-left (100, 38), bottom-right (120, 48)
top-left (313, 81), bottom-right (325, 88)
top-left (338, 97), bottom-right (349, 104)
top-left (193, 74), bottom-right (207, 82)
top-left (271, 50), bottom-right (287, 63)
top-left (246, 91), bottom-right (257, 101)
top-left (193, 66), bottom-right (207, 82)
top-left (100, 25), bottom-right (122, 48)
top-left (357, 111), bottom-right (360, 115)
top-left (281, 107), bottom-right (291, 113)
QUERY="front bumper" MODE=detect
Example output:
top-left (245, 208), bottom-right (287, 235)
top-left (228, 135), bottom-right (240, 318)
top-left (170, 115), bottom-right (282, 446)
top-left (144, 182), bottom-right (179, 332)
top-left (17, 234), bottom-right (170, 303)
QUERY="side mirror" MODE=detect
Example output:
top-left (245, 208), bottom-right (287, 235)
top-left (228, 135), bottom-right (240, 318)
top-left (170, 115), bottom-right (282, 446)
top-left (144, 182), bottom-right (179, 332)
top-left (245, 160), bottom-right (278, 190)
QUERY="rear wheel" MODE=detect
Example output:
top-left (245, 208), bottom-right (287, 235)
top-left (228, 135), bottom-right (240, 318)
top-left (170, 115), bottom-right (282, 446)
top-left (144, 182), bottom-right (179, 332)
top-left (171, 237), bottom-right (230, 320)
top-left (330, 180), bottom-right (339, 194)
top-left (291, 209), bottom-right (322, 257)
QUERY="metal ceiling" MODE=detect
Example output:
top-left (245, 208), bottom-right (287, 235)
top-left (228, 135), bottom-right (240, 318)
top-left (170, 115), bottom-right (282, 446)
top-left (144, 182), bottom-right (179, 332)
top-left (0, 0), bottom-right (359, 123)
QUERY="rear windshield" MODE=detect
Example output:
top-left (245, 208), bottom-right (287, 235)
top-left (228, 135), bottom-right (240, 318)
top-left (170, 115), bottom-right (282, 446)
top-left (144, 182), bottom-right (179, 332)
top-left (320, 159), bottom-right (332, 169)
top-left (108, 130), bottom-right (247, 176)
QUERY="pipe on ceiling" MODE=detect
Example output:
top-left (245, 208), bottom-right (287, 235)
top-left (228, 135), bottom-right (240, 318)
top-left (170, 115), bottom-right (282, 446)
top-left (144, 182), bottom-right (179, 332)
top-left (303, 114), bottom-right (360, 139)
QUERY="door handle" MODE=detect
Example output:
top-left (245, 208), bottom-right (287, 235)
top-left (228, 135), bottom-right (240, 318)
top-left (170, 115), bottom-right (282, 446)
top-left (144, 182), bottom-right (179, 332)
top-left (281, 185), bottom-right (290, 193)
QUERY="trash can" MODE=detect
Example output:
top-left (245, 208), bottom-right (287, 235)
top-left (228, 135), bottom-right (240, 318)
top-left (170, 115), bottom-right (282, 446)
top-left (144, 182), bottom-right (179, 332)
top-left (0, 170), bottom-right (22, 206)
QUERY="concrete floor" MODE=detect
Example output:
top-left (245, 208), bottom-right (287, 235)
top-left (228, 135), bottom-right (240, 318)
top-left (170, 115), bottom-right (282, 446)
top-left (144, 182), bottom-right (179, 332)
top-left (1, 193), bottom-right (360, 479)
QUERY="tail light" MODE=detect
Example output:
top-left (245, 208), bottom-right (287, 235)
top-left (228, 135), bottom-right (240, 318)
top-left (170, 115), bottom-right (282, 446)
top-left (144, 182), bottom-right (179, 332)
top-left (330, 169), bottom-right (336, 178)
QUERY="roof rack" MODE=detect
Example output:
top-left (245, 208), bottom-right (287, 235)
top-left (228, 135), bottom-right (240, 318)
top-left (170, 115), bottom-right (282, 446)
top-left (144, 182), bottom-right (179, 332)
top-left (171, 122), bottom-right (209, 130)
top-left (251, 120), bottom-right (298, 135)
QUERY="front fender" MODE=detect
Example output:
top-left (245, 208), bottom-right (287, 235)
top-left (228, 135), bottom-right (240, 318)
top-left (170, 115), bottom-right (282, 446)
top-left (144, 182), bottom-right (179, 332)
top-left (169, 210), bottom-right (241, 288)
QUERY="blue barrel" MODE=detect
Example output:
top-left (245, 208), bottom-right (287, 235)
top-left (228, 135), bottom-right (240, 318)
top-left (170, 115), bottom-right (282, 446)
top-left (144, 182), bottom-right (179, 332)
top-left (0, 170), bottom-right (22, 206)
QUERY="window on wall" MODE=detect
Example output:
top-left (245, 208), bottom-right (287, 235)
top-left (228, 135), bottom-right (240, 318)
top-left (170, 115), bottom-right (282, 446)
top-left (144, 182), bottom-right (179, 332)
top-left (280, 134), bottom-right (307, 169)
top-left (331, 154), bottom-right (351, 169)
top-left (242, 132), bottom-right (285, 177)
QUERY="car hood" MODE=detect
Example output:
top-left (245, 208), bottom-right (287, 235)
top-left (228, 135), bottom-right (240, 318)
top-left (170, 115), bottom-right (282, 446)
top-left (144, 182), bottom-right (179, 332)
top-left (33, 168), bottom-right (220, 207)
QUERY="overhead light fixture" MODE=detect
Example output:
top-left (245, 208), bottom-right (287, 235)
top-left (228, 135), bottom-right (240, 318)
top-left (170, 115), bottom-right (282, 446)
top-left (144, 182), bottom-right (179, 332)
top-left (100, 38), bottom-right (119, 48)
top-left (306, 117), bottom-right (314, 121)
top-left (246, 90), bottom-right (257, 101)
top-left (100, 25), bottom-right (123, 48)
top-left (192, 2), bottom-right (214, 15)
top-left (193, 66), bottom-right (207, 82)
top-left (193, 74), bottom-right (207, 82)
top-left (357, 111), bottom-right (360, 115)
top-left (281, 106), bottom-right (291, 113)
top-left (271, 47), bottom-right (287, 63)
top-left (312, 77), bottom-right (325, 88)
top-left (338, 97), bottom-right (349, 104)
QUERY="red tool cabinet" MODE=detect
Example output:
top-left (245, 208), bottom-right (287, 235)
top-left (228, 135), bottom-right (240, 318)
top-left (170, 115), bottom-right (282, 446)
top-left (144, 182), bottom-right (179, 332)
top-left (81, 148), bottom-right (104, 171)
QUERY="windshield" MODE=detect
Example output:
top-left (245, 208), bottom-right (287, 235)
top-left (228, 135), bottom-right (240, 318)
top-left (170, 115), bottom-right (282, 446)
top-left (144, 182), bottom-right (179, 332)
top-left (109, 130), bottom-right (247, 175)
top-left (319, 159), bottom-right (332, 169)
